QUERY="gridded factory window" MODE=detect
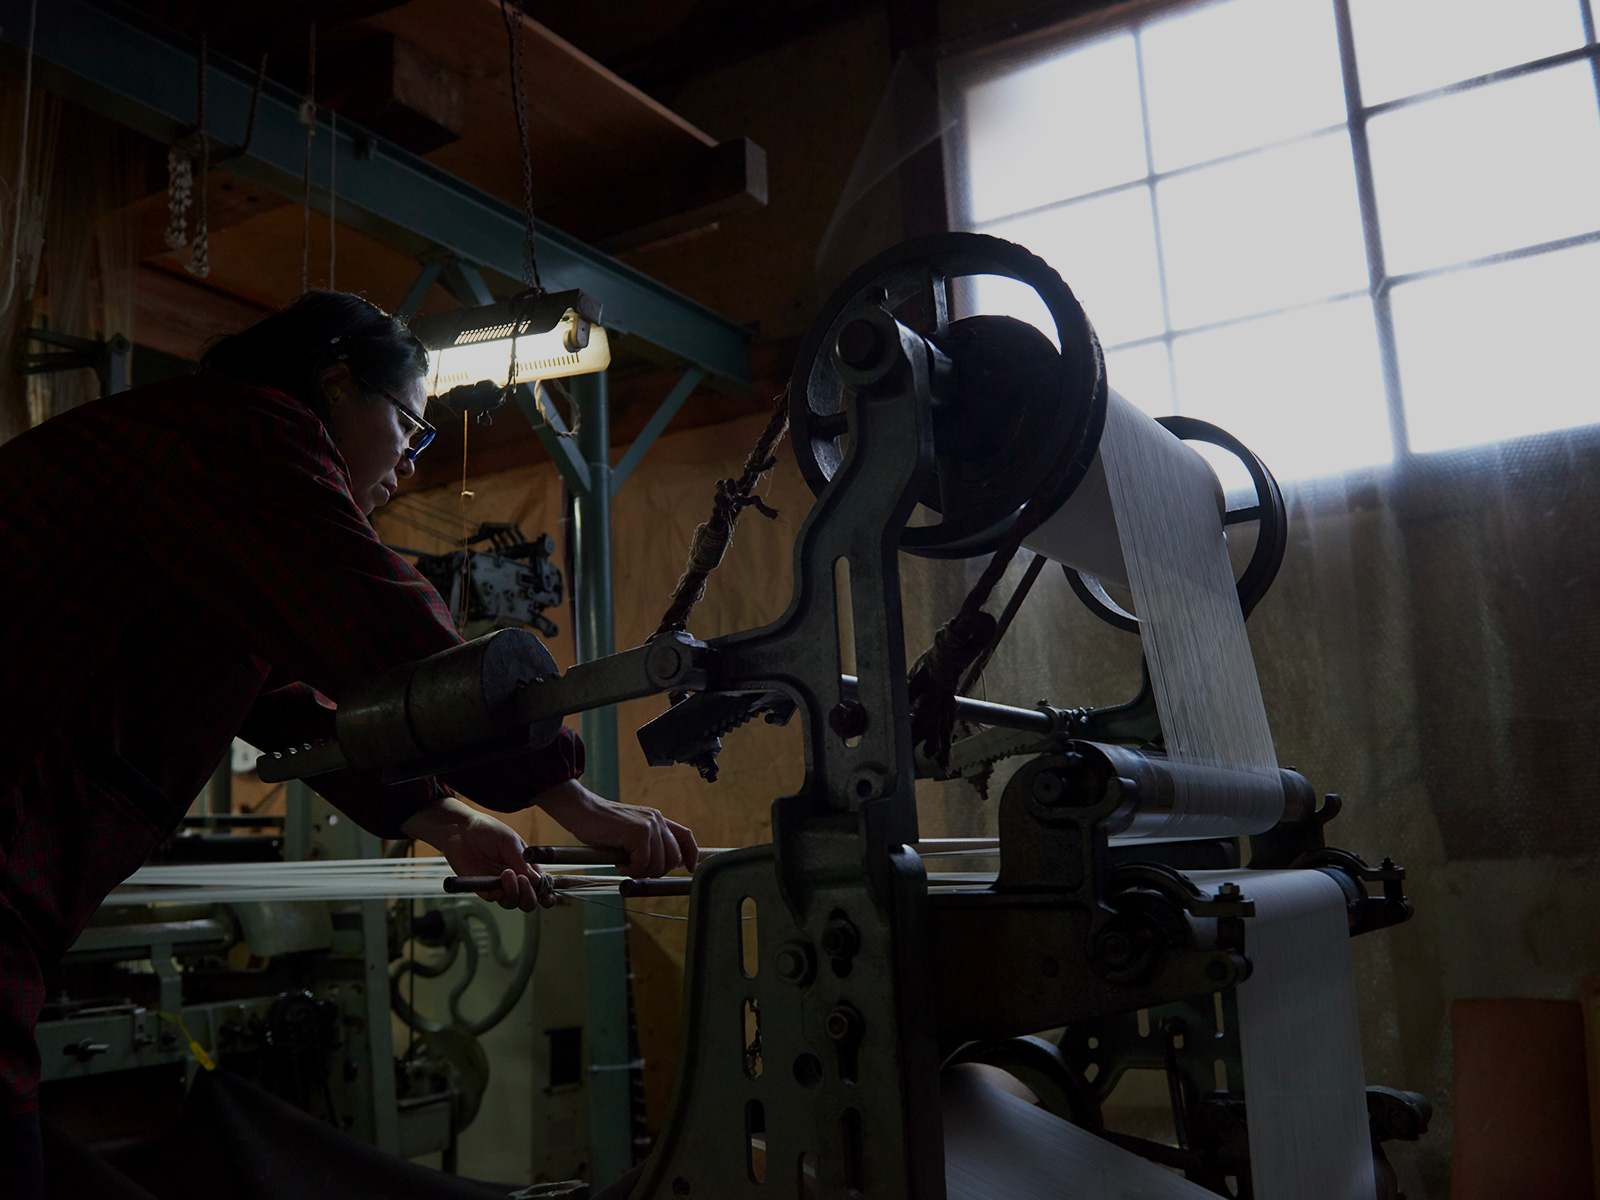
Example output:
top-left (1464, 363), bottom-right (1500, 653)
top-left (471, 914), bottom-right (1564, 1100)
top-left (946, 0), bottom-right (1600, 480)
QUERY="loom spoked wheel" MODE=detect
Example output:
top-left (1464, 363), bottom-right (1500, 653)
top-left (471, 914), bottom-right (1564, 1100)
top-left (789, 232), bottom-right (1108, 560)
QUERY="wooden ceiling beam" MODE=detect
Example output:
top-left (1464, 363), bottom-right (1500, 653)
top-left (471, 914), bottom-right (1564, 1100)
top-left (131, 264), bottom-right (272, 361)
top-left (540, 137), bottom-right (767, 256)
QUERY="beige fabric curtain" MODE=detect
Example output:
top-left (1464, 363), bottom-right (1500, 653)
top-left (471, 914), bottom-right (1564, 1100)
top-left (0, 84), bottom-right (140, 439)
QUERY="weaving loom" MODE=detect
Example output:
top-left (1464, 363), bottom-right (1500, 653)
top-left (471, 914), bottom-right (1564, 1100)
top-left (257, 232), bottom-right (1427, 1199)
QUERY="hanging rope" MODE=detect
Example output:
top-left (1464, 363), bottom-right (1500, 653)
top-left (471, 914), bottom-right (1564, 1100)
top-left (328, 110), bottom-right (337, 290)
top-left (299, 21), bottom-right (317, 294)
top-left (457, 410), bottom-right (475, 632)
top-left (908, 498), bottom-right (1056, 768)
top-left (957, 551), bottom-right (1047, 698)
top-left (653, 389), bottom-right (789, 640)
top-left (531, 379), bottom-right (579, 439)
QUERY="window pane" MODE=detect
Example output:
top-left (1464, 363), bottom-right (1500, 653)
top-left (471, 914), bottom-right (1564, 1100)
top-left (984, 186), bottom-right (1165, 346)
top-left (1159, 132), bottom-right (1369, 330)
top-left (1393, 243), bottom-right (1600, 453)
top-left (1368, 63), bottom-right (1600, 276)
top-left (1171, 298), bottom-right (1391, 480)
top-left (1105, 342), bottom-right (1174, 415)
top-left (1350, 0), bottom-right (1586, 106)
top-left (1141, 0), bottom-right (1346, 172)
top-left (961, 33), bottom-right (1147, 224)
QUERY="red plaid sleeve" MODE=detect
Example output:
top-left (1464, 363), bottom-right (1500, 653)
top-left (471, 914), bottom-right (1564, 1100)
top-left (122, 378), bottom-right (583, 832)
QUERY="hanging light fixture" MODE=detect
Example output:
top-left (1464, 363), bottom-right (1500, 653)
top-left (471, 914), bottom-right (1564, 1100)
top-left (412, 287), bottom-right (610, 404)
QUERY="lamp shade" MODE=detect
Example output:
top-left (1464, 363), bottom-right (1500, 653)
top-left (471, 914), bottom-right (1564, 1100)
top-left (412, 288), bottom-right (611, 399)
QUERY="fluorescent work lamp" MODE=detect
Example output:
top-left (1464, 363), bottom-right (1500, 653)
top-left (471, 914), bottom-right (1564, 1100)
top-left (412, 288), bottom-right (611, 402)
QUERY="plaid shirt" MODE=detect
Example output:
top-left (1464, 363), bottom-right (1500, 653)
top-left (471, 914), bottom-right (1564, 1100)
top-left (0, 374), bottom-right (582, 1112)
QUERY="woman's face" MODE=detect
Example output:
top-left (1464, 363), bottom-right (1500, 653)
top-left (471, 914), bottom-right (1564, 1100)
top-left (322, 364), bottom-right (426, 515)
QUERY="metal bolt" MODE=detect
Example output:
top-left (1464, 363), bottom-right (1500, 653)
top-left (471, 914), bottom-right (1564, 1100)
top-left (1099, 931), bottom-right (1133, 966)
top-left (775, 942), bottom-right (814, 985)
top-left (646, 639), bottom-right (685, 685)
top-left (820, 918), bottom-right (860, 961)
top-left (846, 766), bottom-right (887, 801)
top-left (828, 699), bottom-right (869, 740)
top-left (836, 319), bottom-right (883, 370)
top-left (1217, 881), bottom-right (1241, 898)
top-left (826, 1003), bottom-right (864, 1043)
top-left (1031, 770), bottom-right (1066, 806)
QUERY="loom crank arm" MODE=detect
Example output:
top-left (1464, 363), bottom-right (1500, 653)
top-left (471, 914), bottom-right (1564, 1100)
top-left (257, 630), bottom-right (716, 784)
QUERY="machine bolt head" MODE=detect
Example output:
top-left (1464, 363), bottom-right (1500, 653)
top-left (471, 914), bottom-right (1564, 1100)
top-left (826, 1003), bottom-right (864, 1043)
top-left (835, 319), bottom-right (883, 370)
top-left (645, 639), bottom-right (685, 685)
top-left (828, 699), bottom-right (869, 740)
top-left (775, 941), bottom-right (815, 985)
top-left (820, 918), bottom-right (860, 961)
top-left (1031, 770), bottom-right (1066, 806)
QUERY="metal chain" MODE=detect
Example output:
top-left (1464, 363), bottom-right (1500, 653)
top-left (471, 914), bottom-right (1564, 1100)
top-left (163, 148), bottom-right (192, 251)
top-left (184, 32), bottom-right (210, 278)
top-left (499, 0), bottom-right (541, 291)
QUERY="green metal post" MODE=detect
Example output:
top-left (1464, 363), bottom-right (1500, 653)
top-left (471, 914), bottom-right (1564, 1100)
top-left (570, 369), bottom-right (632, 1187)
top-left (205, 756), bottom-right (233, 815)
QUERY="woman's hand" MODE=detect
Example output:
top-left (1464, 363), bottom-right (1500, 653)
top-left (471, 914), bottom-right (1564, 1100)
top-left (401, 797), bottom-right (552, 911)
top-left (534, 780), bottom-right (699, 879)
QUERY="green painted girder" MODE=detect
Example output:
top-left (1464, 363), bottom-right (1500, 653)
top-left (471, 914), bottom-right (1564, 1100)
top-left (0, 0), bottom-right (752, 383)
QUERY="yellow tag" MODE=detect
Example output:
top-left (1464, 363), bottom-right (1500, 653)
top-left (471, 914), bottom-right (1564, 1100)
top-left (188, 1038), bottom-right (217, 1072)
top-left (158, 1011), bottom-right (217, 1072)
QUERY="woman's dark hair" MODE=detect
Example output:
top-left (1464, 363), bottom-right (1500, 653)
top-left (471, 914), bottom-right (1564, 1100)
top-left (199, 290), bottom-right (428, 418)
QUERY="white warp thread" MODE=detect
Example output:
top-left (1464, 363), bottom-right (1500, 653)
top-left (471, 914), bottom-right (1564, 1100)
top-left (1031, 389), bottom-right (1281, 837)
top-left (104, 858), bottom-right (598, 905)
top-left (1190, 869), bottom-right (1376, 1200)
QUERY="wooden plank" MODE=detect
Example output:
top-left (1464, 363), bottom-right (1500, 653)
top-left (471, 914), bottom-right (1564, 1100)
top-left (368, 0), bottom-right (717, 218)
top-left (1452, 998), bottom-right (1594, 1200)
top-left (144, 202), bottom-right (457, 316)
top-left (122, 170), bottom-right (293, 263)
top-left (541, 138), bottom-right (767, 256)
top-left (131, 264), bottom-right (272, 361)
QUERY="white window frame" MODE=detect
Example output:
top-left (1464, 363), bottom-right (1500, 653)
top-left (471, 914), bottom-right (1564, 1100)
top-left (942, 0), bottom-right (1600, 464)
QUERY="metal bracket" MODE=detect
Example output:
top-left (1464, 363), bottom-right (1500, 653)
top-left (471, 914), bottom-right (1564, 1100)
top-left (21, 327), bottom-right (130, 395)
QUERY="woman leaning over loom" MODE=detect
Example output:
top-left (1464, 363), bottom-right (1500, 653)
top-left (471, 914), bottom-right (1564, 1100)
top-left (0, 291), bottom-right (698, 1200)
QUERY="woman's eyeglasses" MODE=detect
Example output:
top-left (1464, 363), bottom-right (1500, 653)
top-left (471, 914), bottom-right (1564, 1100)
top-left (382, 393), bottom-right (436, 460)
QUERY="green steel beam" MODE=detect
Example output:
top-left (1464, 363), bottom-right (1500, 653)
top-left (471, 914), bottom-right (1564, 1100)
top-left (568, 370), bottom-right (632, 1188)
top-left (394, 259), bottom-right (443, 321)
top-left (610, 366), bottom-right (705, 495)
top-left (515, 383), bottom-right (591, 494)
top-left (0, 0), bottom-right (752, 383)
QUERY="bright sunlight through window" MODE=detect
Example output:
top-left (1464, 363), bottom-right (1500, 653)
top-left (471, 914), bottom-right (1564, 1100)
top-left (948, 0), bottom-right (1600, 479)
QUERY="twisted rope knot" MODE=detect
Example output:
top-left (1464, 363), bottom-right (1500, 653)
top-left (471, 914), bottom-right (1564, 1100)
top-left (909, 608), bottom-right (998, 767)
top-left (653, 390), bottom-right (790, 641)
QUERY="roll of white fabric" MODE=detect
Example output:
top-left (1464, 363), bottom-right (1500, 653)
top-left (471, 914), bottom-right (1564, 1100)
top-left (1189, 869), bottom-right (1375, 1200)
top-left (1030, 388), bottom-right (1282, 837)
